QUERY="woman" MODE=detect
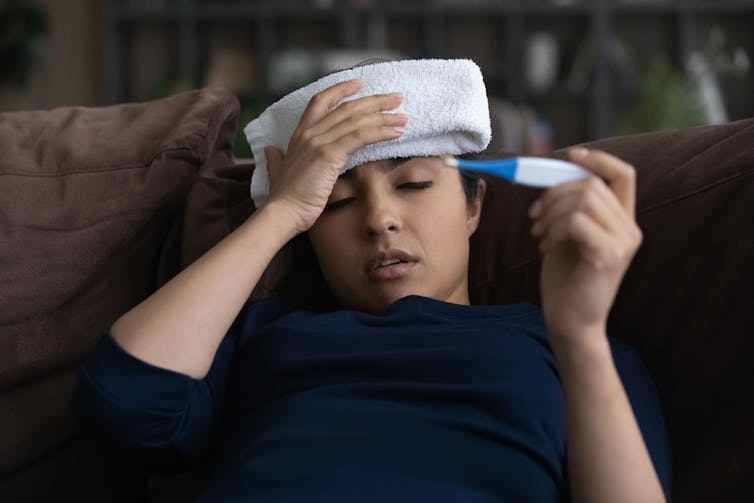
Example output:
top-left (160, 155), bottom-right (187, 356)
top-left (74, 71), bottom-right (671, 501)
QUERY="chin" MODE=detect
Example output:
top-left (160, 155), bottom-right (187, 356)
top-left (334, 287), bottom-right (405, 314)
top-left (366, 284), bottom-right (429, 312)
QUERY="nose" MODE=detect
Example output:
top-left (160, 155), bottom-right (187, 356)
top-left (363, 190), bottom-right (400, 238)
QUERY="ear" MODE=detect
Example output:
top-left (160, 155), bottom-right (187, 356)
top-left (466, 178), bottom-right (486, 237)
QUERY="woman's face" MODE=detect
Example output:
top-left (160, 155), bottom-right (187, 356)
top-left (308, 156), bottom-right (485, 314)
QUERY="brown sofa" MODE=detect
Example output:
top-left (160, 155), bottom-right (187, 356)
top-left (1, 87), bottom-right (752, 502)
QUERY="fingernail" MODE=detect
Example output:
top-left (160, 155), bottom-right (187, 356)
top-left (392, 126), bottom-right (405, 135)
top-left (571, 147), bottom-right (588, 158)
top-left (528, 200), bottom-right (542, 217)
top-left (390, 92), bottom-right (403, 99)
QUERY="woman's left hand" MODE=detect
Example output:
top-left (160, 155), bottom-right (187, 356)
top-left (528, 147), bottom-right (643, 347)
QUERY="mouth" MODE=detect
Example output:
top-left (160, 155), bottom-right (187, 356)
top-left (366, 249), bottom-right (418, 280)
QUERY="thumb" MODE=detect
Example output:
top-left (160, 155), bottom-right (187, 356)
top-left (263, 146), bottom-right (284, 173)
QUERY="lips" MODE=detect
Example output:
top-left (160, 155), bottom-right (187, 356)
top-left (366, 249), bottom-right (418, 280)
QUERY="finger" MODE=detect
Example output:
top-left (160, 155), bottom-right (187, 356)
top-left (264, 146), bottom-right (285, 186)
top-left (568, 147), bottom-right (637, 215)
top-left (306, 92), bottom-right (404, 139)
top-left (296, 78), bottom-right (364, 132)
top-left (528, 173), bottom-right (602, 219)
top-left (264, 145), bottom-right (284, 169)
top-left (528, 178), bottom-right (584, 218)
top-left (312, 110), bottom-right (408, 148)
top-left (537, 211), bottom-right (611, 267)
top-left (332, 121), bottom-right (406, 155)
top-left (528, 176), bottom-right (618, 223)
top-left (530, 178), bottom-right (633, 238)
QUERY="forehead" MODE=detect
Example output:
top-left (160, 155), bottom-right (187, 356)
top-left (340, 156), bottom-right (445, 179)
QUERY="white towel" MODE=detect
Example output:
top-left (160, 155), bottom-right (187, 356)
top-left (244, 58), bottom-right (491, 207)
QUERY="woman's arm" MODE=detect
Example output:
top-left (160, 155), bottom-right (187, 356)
top-left (110, 202), bottom-right (299, 379)
top-left (552, 329), bottom-right (666, 502)
top-left (110, 78), bottom-right (408, 379)
top-left (528, 148), bottom-right (666, 502)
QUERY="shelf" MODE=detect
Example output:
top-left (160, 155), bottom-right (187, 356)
top-left (113, 1), bottom-right (603, 21)
top-left (613, 0), bottom-right (754, 15)
top-left (103, 0), bottom-right (754, 145)
top-left (115, 0), bottom-right (754, 18)
top-left (116, 4), bottom-right (344, 21)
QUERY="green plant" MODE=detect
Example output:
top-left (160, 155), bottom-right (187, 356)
top-left (234, 96), bottom-right (263, 159)
top-left (0, 0), bottom-right (48, 89)
top-left (621, 55), bottom-right (704, 134)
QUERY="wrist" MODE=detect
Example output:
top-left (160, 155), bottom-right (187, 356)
top-left (551, 333), bottom-right (624, 408)
top-left (253, 199), bottom-right (306, 241)
top-left (548, 326), bottom-right (613, 376)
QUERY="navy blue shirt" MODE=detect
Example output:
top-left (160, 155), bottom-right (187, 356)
top-left (73, 295), bottom-right (672, 501)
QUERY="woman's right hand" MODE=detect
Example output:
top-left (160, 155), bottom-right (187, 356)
top-left (263, 78), bottom-right (408, 234)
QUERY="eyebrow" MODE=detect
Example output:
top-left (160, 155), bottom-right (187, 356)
top-left (339, 157), bottom-right (414, 179)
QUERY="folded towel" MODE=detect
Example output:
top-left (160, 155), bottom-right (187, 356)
top-left (244, 58), bottom-right (491, 207)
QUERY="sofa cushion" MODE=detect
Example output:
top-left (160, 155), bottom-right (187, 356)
top-left (0, 87), bottom-right (239, 500)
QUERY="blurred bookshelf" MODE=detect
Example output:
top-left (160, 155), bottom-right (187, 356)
top-left (102, 0), bottom-right (754, 152)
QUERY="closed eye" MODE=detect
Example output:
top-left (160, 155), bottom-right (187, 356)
top-left (323, 197), bottom-right (355, 212)
top-left (398, 181), bottom-right (433, 190)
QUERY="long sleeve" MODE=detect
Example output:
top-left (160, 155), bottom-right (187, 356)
top-left (72, 312), bottom-right (242, 472)
top-left (612, 340), bottom-right (674, 500)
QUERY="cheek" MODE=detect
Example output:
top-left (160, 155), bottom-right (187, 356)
top-left (309, 220), bottom-right (359, 283)
top-left (309, 223), bottom-right (336, 267)
top-left (421, 191), bottom-right (469, 232)
top-left (414, 199), bottom-right (471, 259)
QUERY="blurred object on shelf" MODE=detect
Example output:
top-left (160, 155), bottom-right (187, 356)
top-left (488, 98), bottom-right (526, 154)
top-left (621, 55), bottom-right (704, 133)
top-left (440, 0), bottom-right (492, 5)
top-left (701, 25), bottom-right (751, 78)
top-left (528, 116), bottom-right (554, 155)
top-left (488, 97), bottom-right (553, 155)
top-left (731, 47), bottom-right (751, 76)
top-left (268, 49), bottom-right (319, 97)
top-left (604, 33), bottom-right (640, 93)
top-left (566, 33), bottom-right (595, 94)
top-left (682, 25), bottom-right (752, 126)
top-left (205, 47), bottom-right (257, 95)
top-left (686, 52), bottom-right (727, 125)
top-left (525, 32), bottom-right (559, 93)
top-left (0, 0), bottom-right (48, 90)
top-left (616, 0), bottom-right (673, 4)
top-left (312, 0), bottom-right (336, 9)
top-left (567, 31), bottom-right (639, 95)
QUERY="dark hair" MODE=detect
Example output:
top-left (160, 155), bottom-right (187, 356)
top-left (457, 157), bottom-right (483, 202)
top-left (458, 150), bottom-right (494, 202)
